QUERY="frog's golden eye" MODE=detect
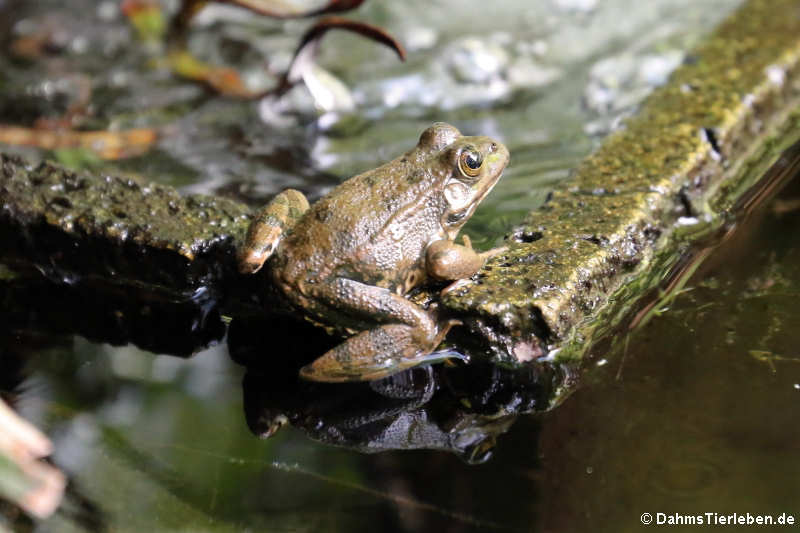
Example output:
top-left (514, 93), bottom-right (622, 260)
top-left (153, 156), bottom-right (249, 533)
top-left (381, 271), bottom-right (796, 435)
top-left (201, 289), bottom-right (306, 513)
top-left (458, 148), bottom-right (483, 178)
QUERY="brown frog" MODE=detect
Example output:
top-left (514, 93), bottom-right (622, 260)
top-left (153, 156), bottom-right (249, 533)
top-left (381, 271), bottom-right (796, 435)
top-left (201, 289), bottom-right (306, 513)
top-left (238, 122), bottom-right (509, 382)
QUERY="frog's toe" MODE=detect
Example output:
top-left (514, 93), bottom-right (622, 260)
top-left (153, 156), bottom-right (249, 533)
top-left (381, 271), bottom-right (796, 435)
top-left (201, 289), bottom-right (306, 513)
top-left (299, 324), bottom-right (460, 383)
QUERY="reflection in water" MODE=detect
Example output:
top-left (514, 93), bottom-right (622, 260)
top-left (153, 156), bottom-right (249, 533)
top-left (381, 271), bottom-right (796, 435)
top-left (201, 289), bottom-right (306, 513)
top-left (0, 275), bottom-right (562, 463)
top-left (0, 275), bottom-right (226, 358)
top-left (239, 356), bottom-right (559, 463)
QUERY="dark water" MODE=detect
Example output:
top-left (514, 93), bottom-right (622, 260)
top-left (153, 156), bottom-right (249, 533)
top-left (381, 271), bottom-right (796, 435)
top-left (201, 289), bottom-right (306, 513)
top-left (534, 187), bottom-right (800, 532)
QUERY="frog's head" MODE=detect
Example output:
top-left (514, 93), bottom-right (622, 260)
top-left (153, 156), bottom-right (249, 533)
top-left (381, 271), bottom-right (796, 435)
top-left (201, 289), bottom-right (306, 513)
top-left (418, 123), bottom-right (510, 238)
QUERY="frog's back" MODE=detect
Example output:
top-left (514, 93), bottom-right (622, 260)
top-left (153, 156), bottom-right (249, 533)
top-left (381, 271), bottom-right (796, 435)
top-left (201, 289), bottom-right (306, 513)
top-left (275, 147), bottom-right (448, 283)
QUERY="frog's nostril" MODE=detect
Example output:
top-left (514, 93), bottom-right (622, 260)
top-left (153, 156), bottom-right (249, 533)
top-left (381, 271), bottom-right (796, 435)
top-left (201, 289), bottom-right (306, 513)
top-left (489, 142), bottom-right (497, 153)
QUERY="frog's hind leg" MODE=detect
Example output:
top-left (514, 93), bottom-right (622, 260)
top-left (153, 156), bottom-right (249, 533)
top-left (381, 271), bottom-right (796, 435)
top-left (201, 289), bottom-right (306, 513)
top-left (238, 189), bottom-right (309, 274)
top-left (298, 278), bottom-right (458, 383)
top-left (301, 325), bottom-right (458, 383)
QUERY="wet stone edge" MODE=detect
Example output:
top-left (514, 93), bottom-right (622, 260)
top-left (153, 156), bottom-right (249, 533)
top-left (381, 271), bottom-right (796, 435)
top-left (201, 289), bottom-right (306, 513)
top-left (0, 156), bottom-right (254, 300)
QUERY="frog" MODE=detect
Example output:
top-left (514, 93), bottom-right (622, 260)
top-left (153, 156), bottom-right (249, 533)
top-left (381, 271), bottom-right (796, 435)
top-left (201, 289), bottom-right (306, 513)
top-left (238, 122), bottom-right (509, 382)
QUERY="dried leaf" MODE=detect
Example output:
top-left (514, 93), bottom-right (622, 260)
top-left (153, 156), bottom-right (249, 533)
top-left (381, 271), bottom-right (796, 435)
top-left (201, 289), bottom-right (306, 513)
top-left (122, 0), bottom-right (168, 43)
top-left (168, 50), bottom-right (260, 98)
top-left (0, 126), bottom-right (158, 160)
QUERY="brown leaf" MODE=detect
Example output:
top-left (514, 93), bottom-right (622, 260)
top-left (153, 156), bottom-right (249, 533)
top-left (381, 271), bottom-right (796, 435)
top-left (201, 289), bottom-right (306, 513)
top-left (168, 50), bottom-right (262, 98)
top-left (0, 125), bottom-right (158, 160)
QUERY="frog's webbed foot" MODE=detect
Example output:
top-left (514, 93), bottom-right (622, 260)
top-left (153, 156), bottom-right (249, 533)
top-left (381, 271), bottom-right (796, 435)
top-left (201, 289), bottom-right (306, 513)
top-left (298, 278), bottom-right (460, 382)
top-left (238, 189), bottom-right (309, 274)
top-left (300, 322), bottom-right (461, 382)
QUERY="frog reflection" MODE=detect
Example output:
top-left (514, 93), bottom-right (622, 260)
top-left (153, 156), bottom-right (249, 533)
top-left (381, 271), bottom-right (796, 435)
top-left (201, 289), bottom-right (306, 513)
top-left (238, 123), bottom-right (509, 382)
top-left (239, 360), bottom-right (555, 464)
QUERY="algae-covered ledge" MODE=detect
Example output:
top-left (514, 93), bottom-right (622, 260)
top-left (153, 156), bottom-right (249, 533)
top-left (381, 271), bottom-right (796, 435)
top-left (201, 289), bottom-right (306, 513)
top-left (2, 0), bottom-right (800, 368)
top-left (442, 0), bottom-right (800, 364)
top-left (0, 155), bottom-right (252, 291)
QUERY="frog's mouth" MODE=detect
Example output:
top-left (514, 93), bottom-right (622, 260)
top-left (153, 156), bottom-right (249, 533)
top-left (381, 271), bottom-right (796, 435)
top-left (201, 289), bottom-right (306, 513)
top-left (443, 179), bottom-right (502, 238)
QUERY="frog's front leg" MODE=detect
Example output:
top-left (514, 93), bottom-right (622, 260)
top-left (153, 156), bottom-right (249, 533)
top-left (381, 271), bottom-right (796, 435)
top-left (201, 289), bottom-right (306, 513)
top-left (426, 234), bottom-right (506, 281)
top-left (299, 278), bottom-right (457, 382)
top-left (238, 189), bottom-right (309, 274)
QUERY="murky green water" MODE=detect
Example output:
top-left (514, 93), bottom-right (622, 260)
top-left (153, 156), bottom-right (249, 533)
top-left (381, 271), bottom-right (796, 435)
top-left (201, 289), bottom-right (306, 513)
top-left (534, 182), bottom-right (800, 531)
top-left (8, 0), bottom-right (800, 532)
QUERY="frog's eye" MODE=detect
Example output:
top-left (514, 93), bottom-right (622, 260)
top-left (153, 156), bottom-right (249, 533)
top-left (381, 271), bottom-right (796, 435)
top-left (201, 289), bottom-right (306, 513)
top-left (458, 148), bottom-right (483, 178)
